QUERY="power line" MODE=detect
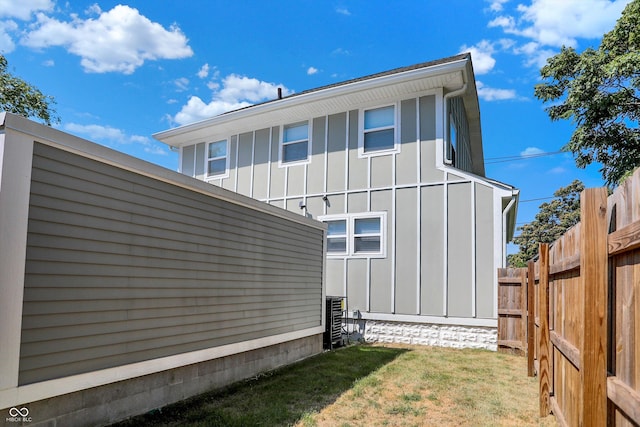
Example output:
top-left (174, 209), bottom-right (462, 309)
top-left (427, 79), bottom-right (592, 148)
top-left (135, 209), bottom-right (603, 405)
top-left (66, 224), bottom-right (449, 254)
top-left (485, 150), bottom-right (564, 164)
top-left (519, 196), bottom-right (555, 203)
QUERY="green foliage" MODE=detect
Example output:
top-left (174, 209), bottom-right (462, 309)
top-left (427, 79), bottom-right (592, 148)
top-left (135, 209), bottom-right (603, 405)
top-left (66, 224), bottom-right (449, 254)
top-left (534, 0), bottom-right (640, 186)
top-left (0, 54), bottom-right (59, 125)
top-left (508, 180), bottom-right (584, 267)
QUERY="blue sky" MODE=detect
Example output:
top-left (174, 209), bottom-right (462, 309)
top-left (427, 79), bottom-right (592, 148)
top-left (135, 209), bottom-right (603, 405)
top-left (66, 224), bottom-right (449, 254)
top-left (0, 0), bottom-right (632, 246)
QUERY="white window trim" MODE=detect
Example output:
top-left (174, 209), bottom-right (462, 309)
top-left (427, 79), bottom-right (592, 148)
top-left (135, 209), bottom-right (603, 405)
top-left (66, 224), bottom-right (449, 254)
top-left (319, 212), bottom-right (387, 259)
top-left (358, 103), bottom-right (400, 158)
top-left (279, 120), bottom-right (312, 167)
top-left (205, 139), bottom-right (230, 180)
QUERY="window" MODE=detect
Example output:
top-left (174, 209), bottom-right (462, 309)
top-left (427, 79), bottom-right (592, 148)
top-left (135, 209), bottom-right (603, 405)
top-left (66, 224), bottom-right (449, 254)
top-left (448, 113), bottom-right (457, 165)
top-left (320, 213), bottom-right (386, 258)
top-left (281, 121), bottom-right (309, 164)
top-left (360, 105), bottom-right (397, 155)
top-left (206, 140), bottom-right (228, 178)
top-left (353, 217), bottom-right (381, 253)
top-left (326, 220), bottom-right (347, 254)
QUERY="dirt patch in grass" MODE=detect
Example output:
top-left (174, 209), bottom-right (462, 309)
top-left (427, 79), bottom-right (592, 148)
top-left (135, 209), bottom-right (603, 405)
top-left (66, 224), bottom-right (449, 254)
top-left (112, 344), bottom-right (556, 427)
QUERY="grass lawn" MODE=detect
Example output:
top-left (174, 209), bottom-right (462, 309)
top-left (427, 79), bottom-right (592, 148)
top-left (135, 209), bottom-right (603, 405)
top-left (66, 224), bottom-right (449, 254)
top-left (112, 344), bottom-right (556, 427)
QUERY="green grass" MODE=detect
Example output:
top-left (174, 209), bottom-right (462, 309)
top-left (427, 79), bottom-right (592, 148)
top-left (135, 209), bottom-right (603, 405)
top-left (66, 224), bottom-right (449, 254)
top-left (112, 345), bottom-right (406, 427)
top-left (112, 344), bottom-right (555, 427)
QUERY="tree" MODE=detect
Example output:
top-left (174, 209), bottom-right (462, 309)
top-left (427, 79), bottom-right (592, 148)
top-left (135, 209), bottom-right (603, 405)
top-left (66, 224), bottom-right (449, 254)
top-left (0, 54), bottom-right (59, 125)
top-left (508, 180), bottom-right (584, 267)
top-left (534, 0), bottom-right (640, 186)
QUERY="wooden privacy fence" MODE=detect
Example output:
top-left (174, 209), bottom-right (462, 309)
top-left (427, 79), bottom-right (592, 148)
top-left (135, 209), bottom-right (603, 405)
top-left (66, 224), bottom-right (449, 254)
top-left (497, 170), bottom-right (640, 427)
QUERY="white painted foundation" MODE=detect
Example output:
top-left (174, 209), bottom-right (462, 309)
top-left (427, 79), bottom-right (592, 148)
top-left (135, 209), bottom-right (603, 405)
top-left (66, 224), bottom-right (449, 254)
top-left (363, 320), bottom-right (497, 351)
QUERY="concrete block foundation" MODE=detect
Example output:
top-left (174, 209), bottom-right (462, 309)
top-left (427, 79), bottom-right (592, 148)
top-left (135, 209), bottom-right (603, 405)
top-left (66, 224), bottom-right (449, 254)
top-left (1, 334), bottom-right (322, 427)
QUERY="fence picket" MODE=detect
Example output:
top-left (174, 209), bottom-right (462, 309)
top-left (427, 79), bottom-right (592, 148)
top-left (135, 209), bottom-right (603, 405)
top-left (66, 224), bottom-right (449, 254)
top-left (538, 243), bottom-right (551, 417)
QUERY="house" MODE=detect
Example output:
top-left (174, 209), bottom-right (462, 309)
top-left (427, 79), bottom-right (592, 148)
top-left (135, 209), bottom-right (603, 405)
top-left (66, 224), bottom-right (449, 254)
top-left (154, 53), bottom-right (519, 349)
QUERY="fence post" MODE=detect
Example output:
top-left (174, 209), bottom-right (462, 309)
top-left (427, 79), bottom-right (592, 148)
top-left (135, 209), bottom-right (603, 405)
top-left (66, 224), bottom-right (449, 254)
top-left (527, 260), bottom-right (535, 377)
top-left (580, 188), bottom-right (608, 427)
top-left (538, 243), bottom-right (551, 416)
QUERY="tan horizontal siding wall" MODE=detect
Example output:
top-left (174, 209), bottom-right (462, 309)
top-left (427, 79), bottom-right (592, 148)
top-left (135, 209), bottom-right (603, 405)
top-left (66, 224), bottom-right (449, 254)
top-left (20, 142), bottom-right (324, 385)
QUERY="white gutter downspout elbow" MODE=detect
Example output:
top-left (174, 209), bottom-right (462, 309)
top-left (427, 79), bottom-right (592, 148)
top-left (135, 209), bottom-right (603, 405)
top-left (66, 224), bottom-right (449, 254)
top-left (502, 195), bottom-right (517, 267)
top-left (443, 83), bottom-right (467, 165)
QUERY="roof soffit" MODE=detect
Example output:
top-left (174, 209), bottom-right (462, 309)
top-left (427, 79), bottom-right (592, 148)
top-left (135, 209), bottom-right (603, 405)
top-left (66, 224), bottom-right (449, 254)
top-left (155, 59), bottom-right (470, 147)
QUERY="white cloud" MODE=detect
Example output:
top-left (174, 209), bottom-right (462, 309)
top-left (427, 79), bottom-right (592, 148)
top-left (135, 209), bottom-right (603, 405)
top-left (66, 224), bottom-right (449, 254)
top-left (0, 0), bottom-right (53, 20)
top-left (549, 166), bottom-right (567, 174)
top-left (217, 74), bottom-right (291, 103)
top-left (336, 7), bottom-right (351, 16)
top-left (332, 47), bottom-right (350, 56)
top-left (42, 59), bottom-right (54, 67)
top-left (487, 0), bottom-right (632, 70)
top-left (476, 81), bottom-right (517, 101)
top-left (491, 0), bottom-right (631, 48)
top-left (513, 41), bottom-right (556, 68)
top-left (0, 20), bottom-right (17, 52)
top-left (84, 4), bottom-right (102, 16)
top-left (65, 123), bottom-right (129, 142)
top-left (520, 147), bottom-right (545, 156)
top-left (173, 96), bottom-right (251, 126)
top-left (174, 77), bottom-right (189, 91)
top-left (487, 0), bottom-right (510, 12)
top-left (460, 40), bottom-right (496, 75)
top-left (488, 15), bottom-right (516, 32)
top-left (172, 74), bottom-right (293, 126)
top-left (64, 122), bottom-right (168, 155)
top-left (21, 5), bottom-right (193, 74)
top-left (144, 145), bottom-right (168, 156)
top-left (307, 66), bottom-right (319, 75)
top-left (197, 63), bottom-right (210, 79)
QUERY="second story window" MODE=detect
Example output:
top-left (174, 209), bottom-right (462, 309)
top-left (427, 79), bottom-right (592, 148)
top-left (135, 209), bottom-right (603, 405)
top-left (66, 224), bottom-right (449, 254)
top-left (207, 139), bottom-right (228, 178)
top-left (281, 121), bottom-right (309, 164)
top-left (360, 104), bottom-right (398, 156)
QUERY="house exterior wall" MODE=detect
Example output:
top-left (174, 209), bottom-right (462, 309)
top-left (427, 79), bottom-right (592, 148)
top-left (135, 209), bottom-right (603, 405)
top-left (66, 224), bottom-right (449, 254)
top-left (177, 90), bottom-right (513, 341)
top-left (0, 113), bottom-right (325, 423)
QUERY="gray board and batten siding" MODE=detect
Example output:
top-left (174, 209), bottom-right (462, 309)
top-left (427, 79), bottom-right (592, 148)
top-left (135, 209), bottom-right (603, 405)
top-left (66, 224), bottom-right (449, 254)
top-left (176, 91), bottom-right (510, 325)
top-left (0, 112), bottom-right (326, 421)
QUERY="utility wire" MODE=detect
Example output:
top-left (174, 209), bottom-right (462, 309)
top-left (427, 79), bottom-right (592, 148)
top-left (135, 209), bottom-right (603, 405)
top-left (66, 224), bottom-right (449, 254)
top-left (484, 150), bottom-right (564, 164)
top-left (519, 196), bottom-right (556, 203)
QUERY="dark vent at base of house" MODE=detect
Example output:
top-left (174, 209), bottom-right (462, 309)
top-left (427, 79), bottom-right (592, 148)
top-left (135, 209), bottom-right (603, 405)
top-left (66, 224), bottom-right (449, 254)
top-left (324, 296), bottom-right (344, 350)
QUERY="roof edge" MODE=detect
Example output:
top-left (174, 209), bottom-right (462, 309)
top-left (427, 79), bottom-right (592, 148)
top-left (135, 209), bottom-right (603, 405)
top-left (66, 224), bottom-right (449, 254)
top-left (154, 54), bottom-right (471, 142)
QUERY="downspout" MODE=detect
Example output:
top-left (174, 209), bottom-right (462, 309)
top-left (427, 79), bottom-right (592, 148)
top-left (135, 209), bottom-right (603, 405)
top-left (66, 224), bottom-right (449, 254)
top-left (442, 83), bottom-right (467, 165)
top-left (502, 194), bottom-right (517, 267)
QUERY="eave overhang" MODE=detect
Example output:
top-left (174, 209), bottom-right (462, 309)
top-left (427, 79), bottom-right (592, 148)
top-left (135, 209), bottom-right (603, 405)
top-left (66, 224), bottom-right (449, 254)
top-left (153, 54), bottom-right (484, 163)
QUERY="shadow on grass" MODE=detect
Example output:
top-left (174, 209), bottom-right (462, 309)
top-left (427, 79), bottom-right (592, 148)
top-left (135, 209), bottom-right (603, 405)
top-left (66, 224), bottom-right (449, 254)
top-left (111, 345), bottom-right (407, 427)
